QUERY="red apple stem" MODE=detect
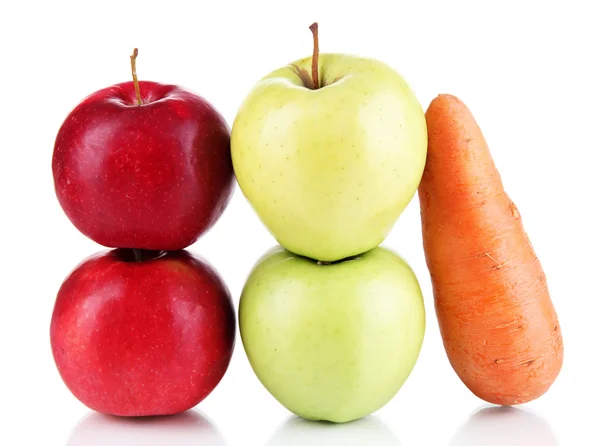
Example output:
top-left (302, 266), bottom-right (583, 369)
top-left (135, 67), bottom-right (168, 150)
top-left (130, 48), bottom-right (142, 106)
top-left (309, 22), bottom-right (320, 89)
top-left (133, 249), bottom-right (143, 262)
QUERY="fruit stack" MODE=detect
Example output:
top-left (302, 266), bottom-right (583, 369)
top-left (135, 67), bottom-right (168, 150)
top-left (232, 24), bottom-right (428, 423)
top-left (51, 24), bottom-right (563, 423)
top-left (50, 50), bottom-right (237, 416)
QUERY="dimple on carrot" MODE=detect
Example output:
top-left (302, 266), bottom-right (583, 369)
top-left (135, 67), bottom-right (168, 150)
top-left (418, 94), bottom-right (563, 405)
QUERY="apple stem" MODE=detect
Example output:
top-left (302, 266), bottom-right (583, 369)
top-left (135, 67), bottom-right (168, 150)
top-left (309, 22), bottom-right (320, 89)
top-left (133, 249), bottom-right (143, 262)
top-left (130, 48), bottom-right (142, 106)
top-left (317, 261), bottom-right (331, 265)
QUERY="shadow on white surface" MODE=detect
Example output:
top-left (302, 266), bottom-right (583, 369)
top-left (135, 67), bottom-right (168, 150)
top-left (265, 415), bottom-right (402, 446)
top-left (449, 405), bottom-right (558, 446)
top-left (66, 409), bottom-right (227, 446)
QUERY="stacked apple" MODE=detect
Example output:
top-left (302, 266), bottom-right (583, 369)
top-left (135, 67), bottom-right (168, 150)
top-left (232, 24), bottom-right (428, 422)
top-left (50, 50), bottom-right (236, 416)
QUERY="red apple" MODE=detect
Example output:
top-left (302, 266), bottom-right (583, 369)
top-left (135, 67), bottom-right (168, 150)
top-left (52, 53), bottom-right (234, 250)
top-left (50, 249), bottom-right (235, 416)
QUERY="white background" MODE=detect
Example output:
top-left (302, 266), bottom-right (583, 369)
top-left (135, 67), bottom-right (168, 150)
top-left (1, 1), bottom-right (598, 445)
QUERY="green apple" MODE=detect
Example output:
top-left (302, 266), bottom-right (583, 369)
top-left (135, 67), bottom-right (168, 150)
top-left (239, 246), bottom-right (425, 423)
top-left (231, 30), bottom-right (427, 262)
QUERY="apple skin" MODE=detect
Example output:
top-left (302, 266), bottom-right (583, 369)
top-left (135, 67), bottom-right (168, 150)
top-left (231, 54), bottom-right (427, 261)
top-left (239, 246), bottom-right (425, 423)
top-left (53, 81), bottom-right (234, 251)
top-left (50, 249), bottom-right (235, 417)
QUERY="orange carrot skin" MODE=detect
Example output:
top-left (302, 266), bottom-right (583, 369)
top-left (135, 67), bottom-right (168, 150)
top-left (418, 95), bottom-right (563, 405)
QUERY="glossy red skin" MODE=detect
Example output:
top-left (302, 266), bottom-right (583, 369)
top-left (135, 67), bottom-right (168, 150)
top-left (50, 249), bottom-right (236, 416)
top-left (53, 81), bottom-right (234, 251)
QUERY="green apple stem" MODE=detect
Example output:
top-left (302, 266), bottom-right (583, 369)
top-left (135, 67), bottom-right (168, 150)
top-left (130, 48), bottom-right (142, 106)
top-left (317, 261), bottom-right (331, 265)
top-left (309, 22), bottom-right (320, 89)
top-left (133, 248), bottom-right (143, 262)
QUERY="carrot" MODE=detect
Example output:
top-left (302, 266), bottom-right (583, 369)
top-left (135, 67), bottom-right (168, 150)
top-left (418, 94), bottom-right (563, 405)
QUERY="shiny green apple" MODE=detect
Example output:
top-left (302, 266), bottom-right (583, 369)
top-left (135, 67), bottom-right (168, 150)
top-left (239, 246), bottom-right (426, 423)
top-left (231, 53), bottom-right (427, 262)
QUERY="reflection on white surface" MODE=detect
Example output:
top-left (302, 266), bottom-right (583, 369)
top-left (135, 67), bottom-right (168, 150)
top-left (265, 415), bottom-right (402, 446)
top-left (66, 410), bottom-right (227, 446)
top-left (450, 406), bottom-right (558, 446)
